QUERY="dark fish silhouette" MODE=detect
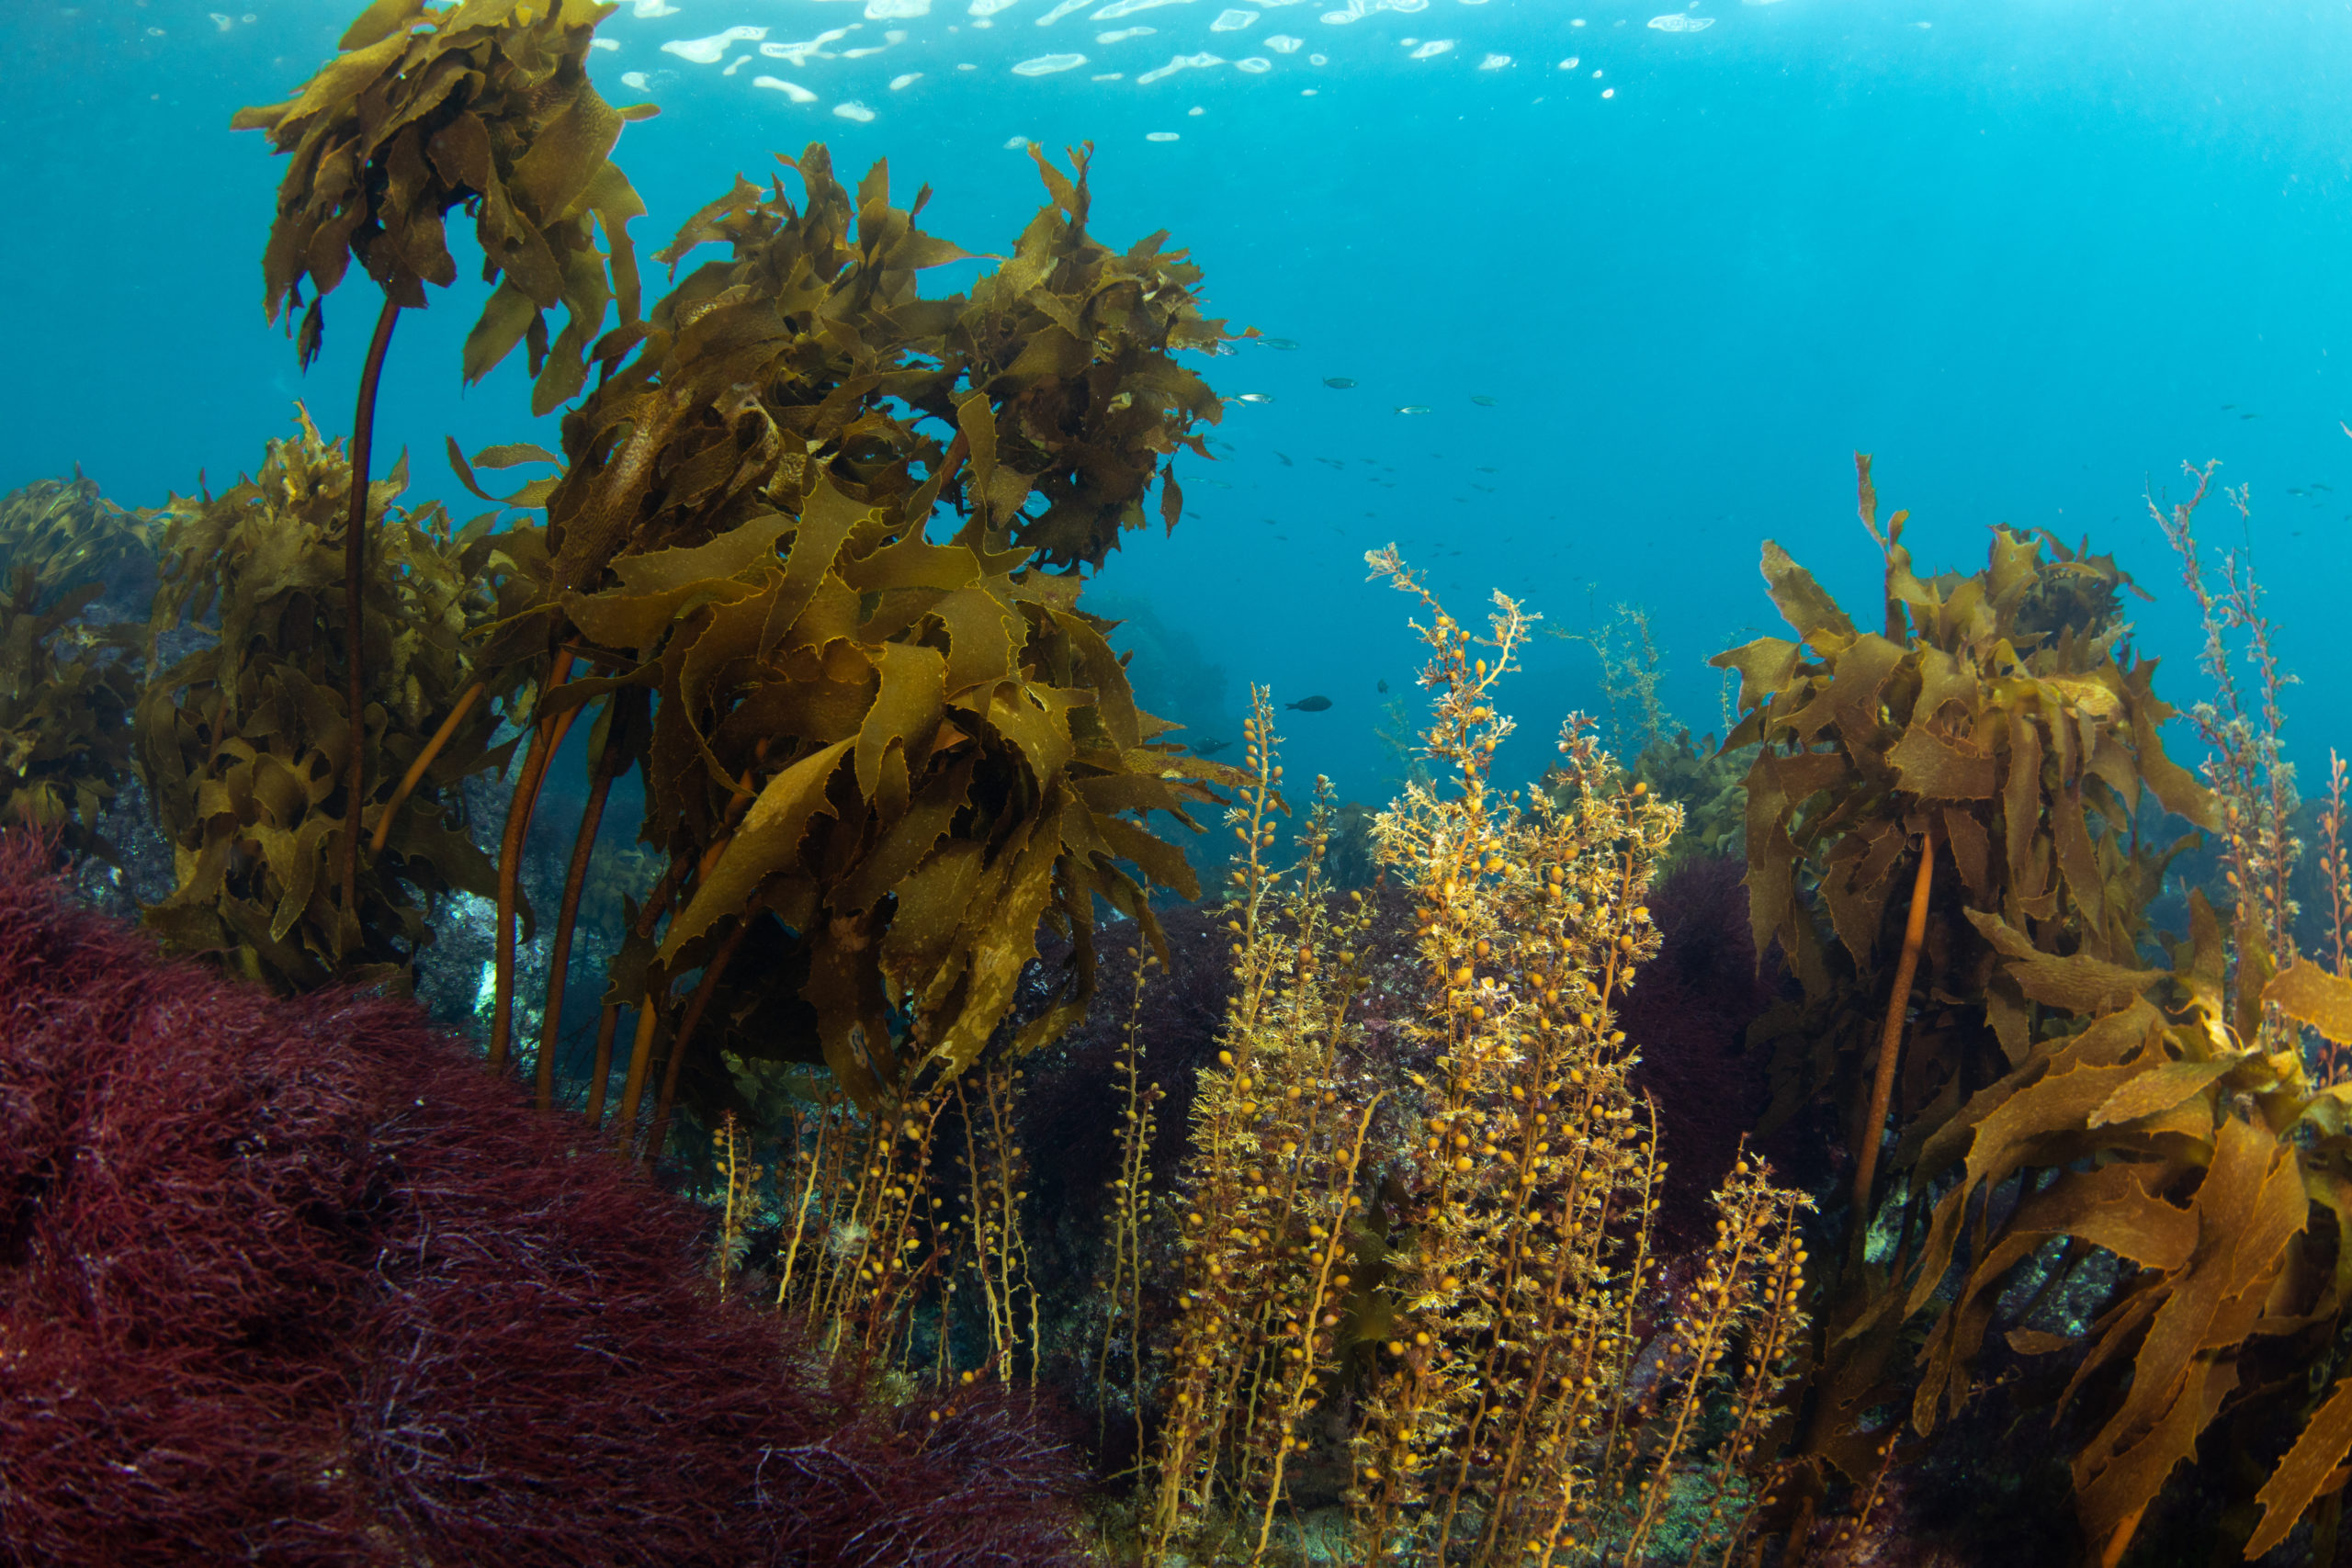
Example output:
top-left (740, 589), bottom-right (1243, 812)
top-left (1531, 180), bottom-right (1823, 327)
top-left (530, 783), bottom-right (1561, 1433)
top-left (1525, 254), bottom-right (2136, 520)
top-left (1377, 679), bottom-right (1389, 694)
top-left (1275, 451), bottom-right (1295, 467)
top-left (1285, 695), bottom-right (1333, 712)
top-left (1264, 336), bottom-right (1301, 350)
top-left (1192, 737), bottom-right (1232, 757)
top-left (1471, 395), bottom-right (1499, 407)
top-left (1324, 377), bottom-right (1357, 389)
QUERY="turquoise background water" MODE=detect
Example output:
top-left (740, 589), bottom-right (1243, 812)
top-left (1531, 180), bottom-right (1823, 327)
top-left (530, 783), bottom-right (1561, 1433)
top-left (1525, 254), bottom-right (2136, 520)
top-left (6, 0), bottom-right (2350, 810)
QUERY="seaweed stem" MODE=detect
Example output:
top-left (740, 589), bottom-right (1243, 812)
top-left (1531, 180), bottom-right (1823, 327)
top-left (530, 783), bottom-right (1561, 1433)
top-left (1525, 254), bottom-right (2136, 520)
top-left (337, 292), bottom-right (401, 942)
top-left (537, 702), bottom-right (618, 1111)
top-left (582, 996), bottom-right (622, 1129)
top-left (642, 916), bottom-right (753, 1168)
top-left (368, 679), bottom-right (483, 855)
top-left (1852, 829), bottom-right (1935, 1241)
top-left (488, 651), bottom-right (578, 1075)
top-left (614, 993), bottom-right (662, 1143)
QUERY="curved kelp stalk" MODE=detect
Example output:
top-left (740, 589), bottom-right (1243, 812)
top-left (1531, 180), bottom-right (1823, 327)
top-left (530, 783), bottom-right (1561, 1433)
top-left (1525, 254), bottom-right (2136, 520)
top-left (487, 650), bottom-right (578, 1074)
top-left (641, 914), bottom-right (756, 1168)
top-left (334, 297), bottom-right (401, 926)
top-left (535, 692), bottom-right (641, 1111)
top-left (1849, 824), bottom-right (1934, 1251)
top-left (368, 679), bottom-right (483, 855)
top-left (232, 0), bottom-right (651, 964)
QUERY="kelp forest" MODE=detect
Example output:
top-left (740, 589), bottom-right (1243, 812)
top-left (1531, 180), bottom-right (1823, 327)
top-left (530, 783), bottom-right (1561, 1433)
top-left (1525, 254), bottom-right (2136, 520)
top-left (11, 3), bottom-right (2352, 1567)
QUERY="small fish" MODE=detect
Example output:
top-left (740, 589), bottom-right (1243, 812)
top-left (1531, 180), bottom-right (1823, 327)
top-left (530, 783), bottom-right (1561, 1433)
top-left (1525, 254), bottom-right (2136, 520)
top-left (2316, 483), bottom-right (2335, 491)
top-left (1377, 679), bottom-right (1389, 694)
top-left (1324, 377), bottom-right (1358, 389)
top-left (1275, 451), bottom-right (1295, 467)
top-left (1396, 405), bottom-right (1431, 415)
top-left (2242, 412), bottom-right (2260, 419)
top-left (1470, 395), bottom-right (1499, 407)
top-left (1191, 737), bottom-right (1232, 757)
top-left (1238, 392), bottom-right (1274, 404)
top-left (1476, 466), bottom-right (1499, 474)
top-left (1285, 695), bottom-right (1333, 712)
top-left (1263, 336), bottom-right (1301, 350)
top-left (2290, 488), bottom-right (2309, 497)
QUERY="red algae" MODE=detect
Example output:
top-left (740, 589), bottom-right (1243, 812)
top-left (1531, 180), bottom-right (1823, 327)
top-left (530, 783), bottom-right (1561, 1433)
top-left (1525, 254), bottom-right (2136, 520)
top-left (0, 831), bottom-right (1084, 1566)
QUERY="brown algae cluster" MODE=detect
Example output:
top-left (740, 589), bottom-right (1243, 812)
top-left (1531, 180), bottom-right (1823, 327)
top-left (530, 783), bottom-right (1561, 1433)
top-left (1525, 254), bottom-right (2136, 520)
top-left (1141, 558), bottom-right (1811, 1565)
top-left (135, 412), bottom-right (539, 991)
top-left (0, 477), bottom-right (145, 864)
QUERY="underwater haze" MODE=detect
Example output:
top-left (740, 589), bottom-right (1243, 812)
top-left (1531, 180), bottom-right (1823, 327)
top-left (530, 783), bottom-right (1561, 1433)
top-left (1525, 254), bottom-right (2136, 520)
top-left (6, 0), bottom-right (2351, 799)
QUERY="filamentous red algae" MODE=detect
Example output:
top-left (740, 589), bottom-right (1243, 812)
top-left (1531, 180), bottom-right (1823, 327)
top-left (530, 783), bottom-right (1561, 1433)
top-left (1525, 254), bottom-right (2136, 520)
top-left (0, 833), bottom-right (1085, 1566)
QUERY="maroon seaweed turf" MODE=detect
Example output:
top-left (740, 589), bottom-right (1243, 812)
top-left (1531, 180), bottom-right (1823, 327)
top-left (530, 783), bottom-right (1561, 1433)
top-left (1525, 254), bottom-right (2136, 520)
top-left (1615, 854), bottom-right (1797, 1249)
top-left (0, 832), bottom-right (1085, 1566)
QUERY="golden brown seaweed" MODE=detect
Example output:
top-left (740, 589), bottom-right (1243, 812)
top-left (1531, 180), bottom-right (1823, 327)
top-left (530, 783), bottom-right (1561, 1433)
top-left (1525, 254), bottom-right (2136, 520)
top-left (232, 0), bottom-right (651, 413)
top-left (493, 144), bottom-right (1241, 1122)
top-left (0, 474), bottom-right (154, 613)
top-left (135, 409), bottom-right (538, 992)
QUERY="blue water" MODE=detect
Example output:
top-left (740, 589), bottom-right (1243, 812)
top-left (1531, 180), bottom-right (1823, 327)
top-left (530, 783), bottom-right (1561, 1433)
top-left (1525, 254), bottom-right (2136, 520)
top-left (8, 0), bottom-right (2352, 808)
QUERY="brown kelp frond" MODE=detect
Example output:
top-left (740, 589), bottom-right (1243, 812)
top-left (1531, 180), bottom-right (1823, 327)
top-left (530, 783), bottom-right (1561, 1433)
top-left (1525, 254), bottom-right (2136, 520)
top-left (1713, 454), bottom-right (2214, 1311)
top-left (0, 570), bottom-right (140, 867)
top-left (0, 473), bottom-right (154, 614)
top-left (232, 0), bottom-right (652, 412)
top-left (1709, 455), bottom-right (2352, 1565)
top-left (1890, 906), bottom-right (2352, 1566)
top-left (500, 144), bottom-right (1242, 1136)
top-left (541, 140), bottom-right (1238, 598)
top-left (133, 408), bottom-right (537, 993)
top-left (1712, 456), bottom-right (2221, 1493)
